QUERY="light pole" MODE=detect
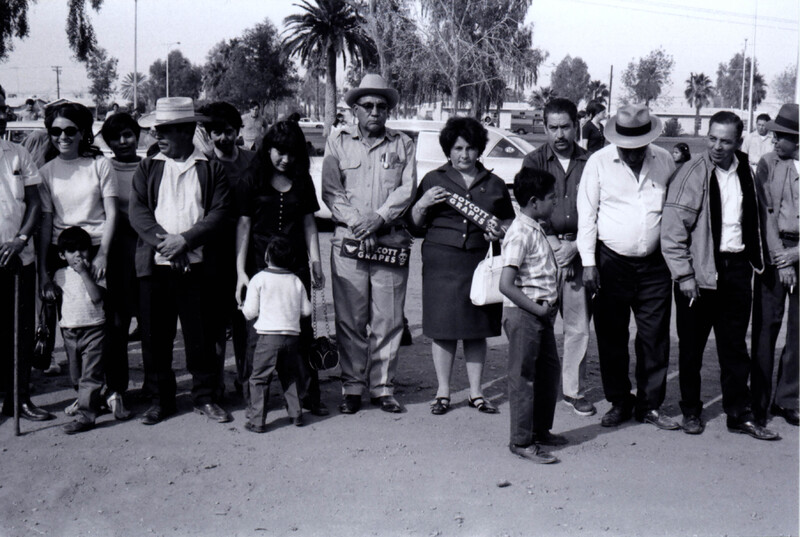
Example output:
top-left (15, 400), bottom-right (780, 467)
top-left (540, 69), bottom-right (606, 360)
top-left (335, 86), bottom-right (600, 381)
top-left (164, 41), bottom-right (180, 98)
top-left (133, 0), bottom-right (138, 111)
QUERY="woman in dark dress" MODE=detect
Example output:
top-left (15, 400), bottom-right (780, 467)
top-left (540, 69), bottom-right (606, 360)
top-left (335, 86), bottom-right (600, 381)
top-left (410, 117), bottom-right (515, 415)
top-left (234, 121), bottom-right (328, 417)
top-left (582, 101), bottom-right (607, 153)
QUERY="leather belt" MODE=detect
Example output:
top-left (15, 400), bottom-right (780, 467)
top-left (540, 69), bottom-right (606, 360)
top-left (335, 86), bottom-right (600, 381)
top-left (556, 233), bottom-right (576, 241)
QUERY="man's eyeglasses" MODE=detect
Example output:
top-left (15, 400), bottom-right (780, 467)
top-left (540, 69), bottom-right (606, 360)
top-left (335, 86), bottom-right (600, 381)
top-left (48, 126), bottom-right (80, 137)
top-left (356, 102), bottom-right (389, 113)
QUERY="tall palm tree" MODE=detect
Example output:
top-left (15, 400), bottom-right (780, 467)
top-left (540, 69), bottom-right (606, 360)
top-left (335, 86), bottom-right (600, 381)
top-left (283, 0), bottom-right (376, 135)
top-left (529, 86), bottom-right (557, 109)
top-left (586, 79), bottom-right (609, 103)
top-left (119, 72), bottom-right (148, 104)
top-left (685, 72), bottom-right (715, 136)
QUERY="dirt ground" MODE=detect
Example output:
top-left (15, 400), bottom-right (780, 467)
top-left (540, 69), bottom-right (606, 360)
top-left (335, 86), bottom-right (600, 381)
top-left (1, 232), bottom-right (797, 537)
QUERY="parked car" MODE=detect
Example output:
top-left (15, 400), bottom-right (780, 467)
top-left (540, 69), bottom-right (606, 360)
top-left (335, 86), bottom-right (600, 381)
top-left (1, 120), bottom-right (46, 144)
top-left (298, 118), bottom-right (324, 128)
top-left (309, 119), bottom-right (535, 220)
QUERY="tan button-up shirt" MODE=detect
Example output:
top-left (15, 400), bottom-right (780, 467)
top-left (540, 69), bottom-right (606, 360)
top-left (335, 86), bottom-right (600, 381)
top-left (321, 125), bottom-right (416, 227)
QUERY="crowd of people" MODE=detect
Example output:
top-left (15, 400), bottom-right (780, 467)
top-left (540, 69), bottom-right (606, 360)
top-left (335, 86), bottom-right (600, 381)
top-left (0, 75), bottom-right (797, 465)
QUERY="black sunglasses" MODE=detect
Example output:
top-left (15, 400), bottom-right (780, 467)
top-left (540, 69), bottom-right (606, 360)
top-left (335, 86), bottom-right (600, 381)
top-left (356, 102), bottom-right (389, 112)
top-left (48, 126), bottom-right (80, 137)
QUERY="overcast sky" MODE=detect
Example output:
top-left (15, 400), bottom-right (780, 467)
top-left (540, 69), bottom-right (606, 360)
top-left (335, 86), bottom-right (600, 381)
top-left (0, 0), bottom-right (796, 106)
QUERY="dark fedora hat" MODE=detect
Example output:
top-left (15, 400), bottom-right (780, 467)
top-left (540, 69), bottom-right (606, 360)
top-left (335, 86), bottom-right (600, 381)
top-left (765, 103), bottom-right (798, 135)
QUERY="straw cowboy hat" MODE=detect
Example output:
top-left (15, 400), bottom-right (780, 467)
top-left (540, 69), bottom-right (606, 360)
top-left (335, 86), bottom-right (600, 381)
top-left (138, 97), bottom-right (208, 128)
top-left (604, 104), bottom-right (663, 149)
top-left (344, 74), bottom-right (399, 109)
top-left (765, 103), bottom-right (799, 135)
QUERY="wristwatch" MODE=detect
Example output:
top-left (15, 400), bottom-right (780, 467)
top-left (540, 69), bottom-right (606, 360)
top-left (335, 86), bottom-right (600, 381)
top-left (15, 234), bottom-right (29, 244)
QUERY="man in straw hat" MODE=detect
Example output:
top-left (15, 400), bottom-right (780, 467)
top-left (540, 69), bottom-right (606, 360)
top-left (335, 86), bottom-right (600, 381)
top-left (130, 97), bottom-right (234, 426)
top-left (577, 104), bottom-right (680, 431)
top-left (321, 74), bottom-right (416, 414)
top-left (751, 103), bottom-right (799, 427)
top-left (662, 111), bottom-right (779, 440)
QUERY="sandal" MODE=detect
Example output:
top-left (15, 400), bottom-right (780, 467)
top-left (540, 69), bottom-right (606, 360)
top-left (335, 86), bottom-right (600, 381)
top-left (430, 397), bottom-right (450, 415)
top-left (468, 396), bottom-right (498, 414)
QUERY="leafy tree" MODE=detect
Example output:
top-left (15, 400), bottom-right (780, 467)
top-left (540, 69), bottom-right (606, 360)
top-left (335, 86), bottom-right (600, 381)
top-left (0, 0), bottom-right (104, 62)
top-left (529, 86), bottom-right (557, 109)
top-left (621, 47), bottom-right (674, 106)
top-left (586, 80), bottom-right (609, 102)
top-left (119, 72), bottom-right (147, 102)
top-left (85, 47), bottom-right (118, 118)
top-left (145, 50), bottom-right (202, 104)
top-left (203, 19), bottom-right (297, 112)
top-left (771, 65), bottom-right (797, 105)
top-left (715, 52), bottom-right (766, 110)
top-left (550, 55), bottom-right (590, 105)
top-left (283, 0), bottom-right (376, 136)
top-left (684, 72), bottom-right (714, 136)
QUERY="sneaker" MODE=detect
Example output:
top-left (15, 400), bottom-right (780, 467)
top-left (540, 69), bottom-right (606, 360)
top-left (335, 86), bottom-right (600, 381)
top-left (107, 392), bottom-right (132, 420)
top-left (64, 399), bottom-right (79, 416)
top-left (563, 396), bottom-right (596, 416)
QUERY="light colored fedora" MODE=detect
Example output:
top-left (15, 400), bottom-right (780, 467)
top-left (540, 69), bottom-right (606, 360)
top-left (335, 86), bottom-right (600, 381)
top-left (765, 103), bottom-right (798, 135)
top-left (604, 104), bottom-right (663, 148)
top-left (138, 97), bottom-right (208, 128)
top-left (344, 74), bottom-right (399, 109)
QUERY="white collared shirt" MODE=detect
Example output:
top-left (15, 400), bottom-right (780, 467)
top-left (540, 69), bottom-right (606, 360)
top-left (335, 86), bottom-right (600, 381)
top-left (741, 131), bottom-right (774, 168)
top-left (577, 143), bottom-right (675, 265)
top-left (715, 157), bottom-right (745, 253)
top-left (0, 139), bottom-right (40, 265)
top-left (153, 148), bottom-right (206, 265)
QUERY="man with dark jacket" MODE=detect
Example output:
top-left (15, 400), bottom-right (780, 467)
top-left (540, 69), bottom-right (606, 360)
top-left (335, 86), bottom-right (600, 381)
top-left (661, 111), bottom-right (779, 440)
top-left (130, 97), bottom-right (233, 426)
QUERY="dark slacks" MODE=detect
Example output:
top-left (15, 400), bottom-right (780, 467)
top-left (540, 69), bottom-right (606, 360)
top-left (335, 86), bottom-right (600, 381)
top-left (504, 306), bottom-right (560, 446)
top-left (105, 224), bottom-right (138, 395)
top-left (138, 265), bottom-right (220, 409)
top-left (751, 259), bottom-right (798, 417)
top-left (0, 262), bottom-right (36, 408)
top-left (675, 253), bottom-right (754, 421)
top-left (62, 324), bottom-right (106, 423)
top-left (593, 242), bottom-right (671, 414)
top-left (247, 334), bottom-right (302, 427)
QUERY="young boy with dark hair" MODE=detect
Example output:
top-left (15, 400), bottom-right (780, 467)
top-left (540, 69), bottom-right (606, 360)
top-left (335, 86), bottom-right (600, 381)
top-left (499, 168), bottom-right (561, 463)
top-left (54, 226), bottom-right (107, 434)
top-left (240, 234), bottom-right (312, 433)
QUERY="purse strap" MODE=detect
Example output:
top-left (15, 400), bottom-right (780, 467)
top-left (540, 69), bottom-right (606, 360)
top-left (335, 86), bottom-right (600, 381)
top-left (311, 285), bottom-right (333, 338)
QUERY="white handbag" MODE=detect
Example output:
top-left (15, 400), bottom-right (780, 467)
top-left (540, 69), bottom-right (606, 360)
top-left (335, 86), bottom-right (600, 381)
top-left (469, 246), bottom-right (505, 306)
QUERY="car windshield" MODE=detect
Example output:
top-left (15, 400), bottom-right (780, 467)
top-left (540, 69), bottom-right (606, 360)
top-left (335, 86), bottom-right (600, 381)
top-left (507, 135), bottom-right (534, 154)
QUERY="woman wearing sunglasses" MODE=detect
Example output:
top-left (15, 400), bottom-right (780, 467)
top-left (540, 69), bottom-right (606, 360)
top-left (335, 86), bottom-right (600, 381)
top-left (37, 102), bottom-right (118, 314)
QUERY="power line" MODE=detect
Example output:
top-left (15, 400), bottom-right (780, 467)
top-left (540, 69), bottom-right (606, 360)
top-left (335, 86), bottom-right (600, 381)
top-left (633, 0), bottom-right (796, 25)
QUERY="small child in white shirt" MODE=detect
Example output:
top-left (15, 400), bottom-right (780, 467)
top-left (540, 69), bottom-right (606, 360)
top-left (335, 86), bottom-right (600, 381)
top-left (53, 226), bottom-right (106, 434)
top-left (241, 234), bottom-right (312, 433)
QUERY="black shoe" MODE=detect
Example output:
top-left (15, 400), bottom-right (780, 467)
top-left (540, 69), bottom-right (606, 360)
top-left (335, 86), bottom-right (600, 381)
top-left (293, 414), bottom-right (304, 427)
top-left (141, 405), bottom-right (174, 425)
top-left (339, 395), bottom-right (361, 414)
top-left (681, 415), bottom-right (704, 435)
top-left (244, 421), bottom-right (267, 434)
top-left (303, 400), bottom-right (330, 416)
top-left (194, 402), bottom-right (232, 423)
top-left (63, 419), bottom-right (95, 435)
top-left (601, 403), bottom-right (633, 427)
top-left (771, 404), bottom-right (799, 426)
top-left (727, 420), bottom-right (781, 441)
top-left (533, 431), bottom-right (568, 446)
top-left (400, 321), bottom-right (413, 346)
top-left (637, 409), bottom-right (680, 430)
top-left (370, 395), bottom-right (403, 413)
top-left (2, 401), bottom-right (56, 421)
top-left (509, 443), bottom-right (559, 464)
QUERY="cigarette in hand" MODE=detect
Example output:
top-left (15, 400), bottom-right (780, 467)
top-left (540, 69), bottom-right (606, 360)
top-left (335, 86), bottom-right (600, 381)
top-left (689, 298), bottom-right (695, 308)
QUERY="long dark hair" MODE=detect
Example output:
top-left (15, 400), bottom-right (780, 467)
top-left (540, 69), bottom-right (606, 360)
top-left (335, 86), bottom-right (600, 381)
top-left (255, 120), bottom-right (310, 187)
top-left (673, 143), bottom-right (691, 164)
top-left (45, 102), bottom-right (103, 158)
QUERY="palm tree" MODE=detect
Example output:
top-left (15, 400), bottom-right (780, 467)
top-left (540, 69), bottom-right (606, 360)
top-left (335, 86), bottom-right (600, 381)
top-left (119, 72), bottom-right (148, 103)
top-left (283, 0), bottom-right (376, 135)
top-left (529, 86), bottom-right (557, 109)
top-left (586, 79), bottom-right (609, 103)
top-left (685, 72), bottom-right (715, 136)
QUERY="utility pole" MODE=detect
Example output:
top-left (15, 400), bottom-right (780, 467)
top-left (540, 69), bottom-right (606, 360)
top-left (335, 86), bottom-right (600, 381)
top-left (739, 39), bottom-right (747, 114)
top-left (607, 65), bottom-right (613, 116)
top-left (51, 66), bottom-right (62, 99)
top-left (747, 2), bottom-right (757, 131)
top-left (133, 0), bottom-right (138, 111)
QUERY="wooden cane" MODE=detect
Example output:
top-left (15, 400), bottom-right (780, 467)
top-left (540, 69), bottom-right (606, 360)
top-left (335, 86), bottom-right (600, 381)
top-left (13, 267), bottom-right (20, 436)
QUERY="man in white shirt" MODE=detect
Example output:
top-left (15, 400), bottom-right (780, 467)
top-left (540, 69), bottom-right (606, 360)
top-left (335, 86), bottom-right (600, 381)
top-left (662, 111), bottom-right (779, 441)
top-left (578, 104), bottom-right (679, 431)
top-left (742, 113), bottom-right (775, 174)
top-left (0, 86), bottom-right (55, 422)
top-left (130, 97), bottom-right (234, 426)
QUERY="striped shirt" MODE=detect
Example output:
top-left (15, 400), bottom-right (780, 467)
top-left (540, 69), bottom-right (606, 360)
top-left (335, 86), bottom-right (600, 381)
top-left (501, 213), bottom-right (558, 307)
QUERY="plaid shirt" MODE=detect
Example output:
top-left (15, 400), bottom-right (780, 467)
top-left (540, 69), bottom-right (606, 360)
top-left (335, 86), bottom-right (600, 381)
top-left (502, 213), bottom-right (558, 307)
